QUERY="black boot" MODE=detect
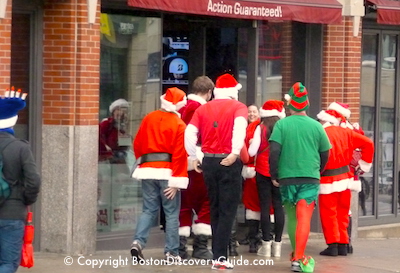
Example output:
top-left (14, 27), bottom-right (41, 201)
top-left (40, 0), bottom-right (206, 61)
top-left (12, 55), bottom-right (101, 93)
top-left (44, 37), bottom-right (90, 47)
top-left (247, 220), bottom-right (260, 253)
top-left (228, 235), bottom-right (239, 256)
top-left (320, 243), bottom-right (338, 256)
top-left (347, 216), bottom-right (353, 254)
top-left (338, 244), bottom-right (348, 256)
top-left (179, 236), bottom-right (191, 260)
top-left (192, 235), bottom-right (213, 260)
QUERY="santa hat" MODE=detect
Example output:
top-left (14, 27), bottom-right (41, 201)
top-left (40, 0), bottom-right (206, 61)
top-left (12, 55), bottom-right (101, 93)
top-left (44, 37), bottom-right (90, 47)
top-left (0, 87), bottom-right (27, 129)
top-left (317, 109), bottom-right (346, 126)
top-left (109, 98), bottom-right (129, 114)
top-left (284, 82), bottom-right (309, 112)
top-left (213, 73), bottom-right (242, 100)
top-left (160, 87), bottom-right (187, 113)
top-left (328, 102), bottom-right (351, 119)
top-left (259, 100), bottom-right (286, 119)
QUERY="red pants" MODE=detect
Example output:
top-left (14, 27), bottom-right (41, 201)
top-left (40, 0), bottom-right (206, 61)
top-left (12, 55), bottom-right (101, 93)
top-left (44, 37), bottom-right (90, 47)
top-left (179, 170), bottom-right (211, 236)
top-left (319, 189), bottom-right (351, 244)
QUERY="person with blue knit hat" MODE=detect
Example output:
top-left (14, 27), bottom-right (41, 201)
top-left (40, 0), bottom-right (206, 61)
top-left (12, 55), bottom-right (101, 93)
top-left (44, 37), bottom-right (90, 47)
top-left (0, 88), bottom-right (41, 273)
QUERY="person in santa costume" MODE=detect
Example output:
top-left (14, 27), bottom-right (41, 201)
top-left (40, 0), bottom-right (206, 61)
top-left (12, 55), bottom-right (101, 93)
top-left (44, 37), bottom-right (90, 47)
top-left (269, 82), bottom-right (331, 273)
top-left (177, 76), bottom-right (214, 260)
top-left (327, 102), bottom-right (368, 254)
top-left (130, 87), bottom-right (188, 262)
top-left (241, 108), bottom-right (261, 254)
top-left (185, 73), bottom-right (247, 270)
top-left (248, 100), bottom-right (286, 258)
top-left (316, 108), bottom-right (374, 256)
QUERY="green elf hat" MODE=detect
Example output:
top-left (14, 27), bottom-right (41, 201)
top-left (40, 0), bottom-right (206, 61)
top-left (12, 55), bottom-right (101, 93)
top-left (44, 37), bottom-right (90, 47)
top-left (284, 82), bottom-right (309, 112)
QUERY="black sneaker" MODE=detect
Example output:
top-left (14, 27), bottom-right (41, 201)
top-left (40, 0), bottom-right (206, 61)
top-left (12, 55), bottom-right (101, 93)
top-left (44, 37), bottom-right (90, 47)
top-left (130, 240), bottom-right (144, 261)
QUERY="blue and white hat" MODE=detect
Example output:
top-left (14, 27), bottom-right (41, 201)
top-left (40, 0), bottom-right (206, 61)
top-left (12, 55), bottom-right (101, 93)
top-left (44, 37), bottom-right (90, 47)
top-left (0, 87), bottom-right (27, 129)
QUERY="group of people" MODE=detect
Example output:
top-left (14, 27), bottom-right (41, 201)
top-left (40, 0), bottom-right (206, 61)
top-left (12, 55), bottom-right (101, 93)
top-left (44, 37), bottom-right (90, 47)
top-left (129, 74), bottom-right (374, 272)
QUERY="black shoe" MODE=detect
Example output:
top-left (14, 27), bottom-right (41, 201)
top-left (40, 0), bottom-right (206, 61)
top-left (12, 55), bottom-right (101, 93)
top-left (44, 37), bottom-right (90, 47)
top-left (338, 244), bottom-right (348, 256)
top-left (249, 240), bottom-right (259, 253)
top-left (179, 236), bottom-right (191, 260)
top-left (320, 243), bottom-right (338, 256)
top-left (130, 240), bottom-right (144, 261)
top-left (347, 244), bottom-right (353, 254)
top-left (192, 235), bottom-right (213, 260)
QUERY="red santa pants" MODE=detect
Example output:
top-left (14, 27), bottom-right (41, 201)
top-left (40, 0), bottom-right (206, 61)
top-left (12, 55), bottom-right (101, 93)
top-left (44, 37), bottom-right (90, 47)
top-left (319, 189), bottom-right (351, 244)
top-left (179, 170), bottom-right (211, 236)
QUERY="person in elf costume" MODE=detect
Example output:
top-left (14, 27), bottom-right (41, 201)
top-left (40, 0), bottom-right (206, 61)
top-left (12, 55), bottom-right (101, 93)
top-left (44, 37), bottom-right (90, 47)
top-left (177, 76), bottom-right (214, 260)
top-left (130, 87), bottom-right (188, 262)
top-left (185, 73), bottom-right (247, 270)
top-left (316, 108), bottom-right (374, 257)
top-left (269, 82), bottom-right (331, 273)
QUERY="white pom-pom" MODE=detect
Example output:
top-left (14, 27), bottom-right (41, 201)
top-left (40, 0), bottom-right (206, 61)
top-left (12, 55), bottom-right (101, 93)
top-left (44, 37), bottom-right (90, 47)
top-left (284, 94), bottom-right (291, 101)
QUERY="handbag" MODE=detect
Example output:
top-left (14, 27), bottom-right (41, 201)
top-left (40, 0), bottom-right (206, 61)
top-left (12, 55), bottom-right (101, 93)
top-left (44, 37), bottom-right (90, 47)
top-left (20, 208), bottom-right (34, 268)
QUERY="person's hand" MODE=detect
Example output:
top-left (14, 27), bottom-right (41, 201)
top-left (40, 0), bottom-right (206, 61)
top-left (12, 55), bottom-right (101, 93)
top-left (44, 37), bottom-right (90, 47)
top-left (193, 159), bottom-right (202, 173)
top-left (272, 179), bottom-right (280, 187)
top-left (164, 187), bottom-right (179, 200)
top-left (220, 153), bottom-right (238, 166)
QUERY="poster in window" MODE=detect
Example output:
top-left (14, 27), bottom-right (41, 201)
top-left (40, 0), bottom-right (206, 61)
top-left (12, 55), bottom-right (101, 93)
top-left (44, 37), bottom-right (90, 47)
top-left (162, 34), bottom-right (189, 87)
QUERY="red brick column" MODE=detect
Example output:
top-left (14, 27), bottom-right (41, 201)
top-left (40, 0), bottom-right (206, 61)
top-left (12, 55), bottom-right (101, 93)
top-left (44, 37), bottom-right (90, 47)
top-left (43, 0), bottom-right (100, 126)
top-left (281, 22), bottom-right (292, 94)
top-left (0, 1), bottom-right (12, 89)
top-left (322, 17), bottom-right (362, 122)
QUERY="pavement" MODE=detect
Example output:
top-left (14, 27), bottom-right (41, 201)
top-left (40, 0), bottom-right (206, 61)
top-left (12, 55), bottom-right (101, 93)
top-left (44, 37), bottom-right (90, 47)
top-left (18, 237), bottom-right (400, 273)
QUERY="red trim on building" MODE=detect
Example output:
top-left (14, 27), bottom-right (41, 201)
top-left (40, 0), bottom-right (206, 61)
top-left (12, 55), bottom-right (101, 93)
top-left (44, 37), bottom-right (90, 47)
top-left (127, 0), bottom-right (342, 24)
top-left (367, 0), bottom-right (400, 25)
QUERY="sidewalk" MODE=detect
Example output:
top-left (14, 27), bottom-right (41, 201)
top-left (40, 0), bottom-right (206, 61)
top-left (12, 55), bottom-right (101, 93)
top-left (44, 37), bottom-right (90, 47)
top-left (19, 237), bottom-right (399, 273)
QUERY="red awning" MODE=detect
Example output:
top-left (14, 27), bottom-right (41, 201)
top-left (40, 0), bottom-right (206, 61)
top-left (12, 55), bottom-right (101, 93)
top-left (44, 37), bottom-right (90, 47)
top-left (367, 0), bottom-right (400, 25)
top-left (127, 0), bottom-right (342, 24)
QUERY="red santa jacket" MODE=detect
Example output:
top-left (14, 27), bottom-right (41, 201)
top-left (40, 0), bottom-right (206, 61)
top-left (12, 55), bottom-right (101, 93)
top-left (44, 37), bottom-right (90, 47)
top-left (132, 110), bottom-right (188, 189)
top-left (242, 119), bottom-right (260, 179)
top-left (320, 124), bottom-right (374, 194)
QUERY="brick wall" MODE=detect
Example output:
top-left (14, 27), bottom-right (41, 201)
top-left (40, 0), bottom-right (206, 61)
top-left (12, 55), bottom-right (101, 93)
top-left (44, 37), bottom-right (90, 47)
top-left (0, 1), bottom-right (12, 90)
top-left (322, 17), bottom-right (362, 122)
top-left (43, 0), bottom-right (100, 126)
top-left (281, 22), bottom-right (292, 94)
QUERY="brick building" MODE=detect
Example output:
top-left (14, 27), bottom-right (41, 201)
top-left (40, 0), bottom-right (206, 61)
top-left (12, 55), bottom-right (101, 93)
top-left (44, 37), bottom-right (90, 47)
top-left (2, 0), bottom-right (400, 254)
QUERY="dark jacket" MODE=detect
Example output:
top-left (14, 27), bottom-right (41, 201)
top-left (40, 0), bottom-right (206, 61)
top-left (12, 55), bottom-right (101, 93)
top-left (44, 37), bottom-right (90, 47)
top-left (0, 132), bottom-right (41, 220)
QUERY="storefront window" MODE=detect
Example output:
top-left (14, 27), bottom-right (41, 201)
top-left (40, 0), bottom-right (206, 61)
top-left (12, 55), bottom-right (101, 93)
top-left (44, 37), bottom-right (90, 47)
top-left (97, 14), bottom-right (162, 233)
top-left (360, 33), bottom-right (377, 217)
top-left (256, 21), bottom-right (283, 106)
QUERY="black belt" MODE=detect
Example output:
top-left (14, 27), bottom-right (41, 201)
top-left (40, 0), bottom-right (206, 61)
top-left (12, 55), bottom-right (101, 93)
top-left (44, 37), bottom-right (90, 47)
top-left (203, 153), bottom-right (228, 158)
top-left (138, 153), bottom-right (172, 164)
top-left (321, 165), bottom-right (350, 177)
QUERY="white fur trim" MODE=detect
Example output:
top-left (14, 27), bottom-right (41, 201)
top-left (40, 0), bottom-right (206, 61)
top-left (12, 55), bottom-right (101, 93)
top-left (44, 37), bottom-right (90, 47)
top-left (179, 226), bottom-right (191, 237)
top-left (192, 223), bottom-right (212, 236)
top-left (328, 102), bottom-right (351, 118)
top-left (168, 176), bottom-right (189, 189)
top-left (322, 122), bottom-right (333, 128)
top-left (242, 165), bottom-right (256, 179)
top-left (160, 94), bottom-right (187, 113)
top-left (0, 115), bottom-right (18, 129)
top-left (187, 94), bottom-right (207, 105)
top-left (348, 179), bottom-right (362, 193)
top-left (246, 209), bottom-right (260, 220)
top-left (316, 110), bottom-right (339, 125)
top-left (270, 214), bottom-right (275, 223)
top-left (213, 84), bottom-right (240, 100)
top-left (284, 94), bottom-right (291, 101)
top-left (319, 178), bottom-right (353, 194)
top-left (109, 98), bottom-right (129, 113)
top-left (359, 159), bottom-right (372, 173)
top-left (259, 108), bottom-right (286, 119)
top-left (132, 167), bottom-right (172, 180)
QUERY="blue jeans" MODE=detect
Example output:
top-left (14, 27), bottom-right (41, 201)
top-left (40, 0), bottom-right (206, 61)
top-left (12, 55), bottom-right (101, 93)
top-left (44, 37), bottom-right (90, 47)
top-left (134, 179), bottom-right (181, 255)
top-left (0, 219), bottom-right (25, 273)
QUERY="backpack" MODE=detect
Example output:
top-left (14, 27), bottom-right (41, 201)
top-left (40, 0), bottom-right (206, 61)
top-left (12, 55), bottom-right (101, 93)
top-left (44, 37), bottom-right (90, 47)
top-left (0, 138), bottom-right (17, 206)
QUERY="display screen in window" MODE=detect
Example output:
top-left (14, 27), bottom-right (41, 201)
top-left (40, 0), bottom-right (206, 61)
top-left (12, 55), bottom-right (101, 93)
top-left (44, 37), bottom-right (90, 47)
top-left (162, 35), bottom-right (189, 86)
